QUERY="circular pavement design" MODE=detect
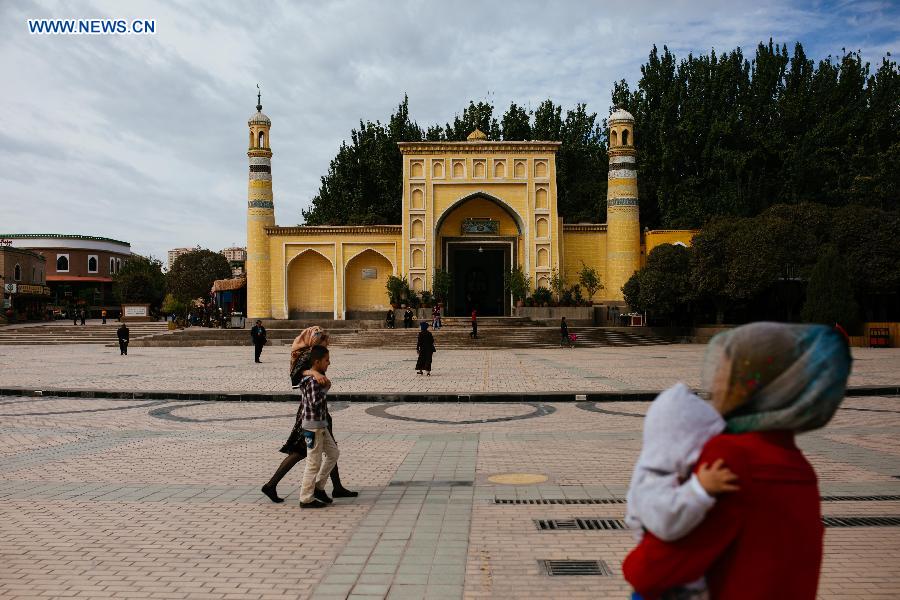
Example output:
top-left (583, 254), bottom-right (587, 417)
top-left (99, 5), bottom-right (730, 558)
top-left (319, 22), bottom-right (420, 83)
top-left (0, 399), bottom-right (168, 417)
top-left (575, 401), bottom-right (646, 418)
top-left (148, 400), bottom-right (350, 423)
top-left (365, 402), bottom-right (556, 425)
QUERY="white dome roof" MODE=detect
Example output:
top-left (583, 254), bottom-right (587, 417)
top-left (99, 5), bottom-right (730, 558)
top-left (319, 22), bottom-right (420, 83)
top-left (249, 110), bottom-right (271, 126)
top-left (609, 108), bottom-right (634, 122)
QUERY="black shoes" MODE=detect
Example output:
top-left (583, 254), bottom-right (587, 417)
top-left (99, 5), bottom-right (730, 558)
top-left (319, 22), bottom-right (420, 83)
top-left (332, 486), bottom-right (359, 498)
top-left (299, 499), bottom-right (327, 509)
top-left (261, 484), bottom-right (284, 503)
top-left (314, 489), bottom-right (333, 504)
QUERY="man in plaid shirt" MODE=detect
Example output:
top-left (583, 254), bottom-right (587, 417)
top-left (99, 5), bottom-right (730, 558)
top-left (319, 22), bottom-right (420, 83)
top-left (297, 346), bottom-right (340, 508)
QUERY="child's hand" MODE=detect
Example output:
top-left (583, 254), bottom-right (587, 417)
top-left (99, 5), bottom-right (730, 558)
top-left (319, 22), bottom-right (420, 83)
top-left (303, 370), bottom-right (331, 387)
top-left (697, 458), bottom-right (740, 495)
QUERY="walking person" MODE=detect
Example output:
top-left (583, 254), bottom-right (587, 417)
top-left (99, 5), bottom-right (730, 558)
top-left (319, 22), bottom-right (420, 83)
top-left (262, 326), bottom-right (356, 503)
top-left (101, 309), bottom-right (107, 325)
top-left (79, 309), bottom-right (86, 326)
top-left (72, 310), bottom-right (78, 326)
top-left (432, 304), bottom-right (442, 329)
top-left (560, 316), bottom-right (570, 347)
top-left (470, 309), bottom-right (478, 339)
top-left (386, 308), bottom-right (395, 329)
top-left (294, 345), bottom-right (340, 509)
top-left (250, 319), bottom-right (267, 363)
top-left (416, 321), bottom-right (436, 375)
top-left (623, 322), bottom-right (852, 600)
top-left (117, 322), bottom-right (129, 355)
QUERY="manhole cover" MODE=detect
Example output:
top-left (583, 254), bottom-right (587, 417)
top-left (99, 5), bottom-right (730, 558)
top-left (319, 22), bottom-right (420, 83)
top-left (540, 559), bottom-right (611, 576)
top-left (488, 473), bottom-right (548, 485)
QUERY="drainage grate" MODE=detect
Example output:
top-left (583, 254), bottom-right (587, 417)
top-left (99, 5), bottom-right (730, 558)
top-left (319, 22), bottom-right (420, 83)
top-left (494, 498), bottom-right (625, 505)
top-left (822, 516), bottom-right (900, 528)
top-left (535, 518), bottom-right (627, 531)
top-left (541, 559), bottom-right (612, 576)
top-left (821, 495), bottom-right (900, 502)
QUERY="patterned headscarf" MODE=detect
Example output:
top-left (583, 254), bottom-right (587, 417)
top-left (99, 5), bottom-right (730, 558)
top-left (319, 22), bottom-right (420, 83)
top-left (289, 326), bottom-right (329, 373)
top-left (702, 322), bottom-right (852, 433)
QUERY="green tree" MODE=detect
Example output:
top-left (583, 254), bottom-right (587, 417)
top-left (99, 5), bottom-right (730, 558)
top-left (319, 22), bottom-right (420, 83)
top-left (801, 246), bottom-right (859, 330)
top-left (166, 249), bottom-right (232, 302)
top-left (623, 244), bottom-right (692, 324)
top-left (577, 261), bottom-right (603, 303)
top-left (432, 268), bottom-right (452, 303)
top-left (302, 96), bottom-right (423, 225)
top-left (503, 266), bottom-right (531, 302)
top-left (113, 255), bottom-right (166, 309)
top-left (386, 275), bottom-right (409, 306)
top-left (501, 102), bottom-right (532, 140)
top-left (443, 101), bottom-right (500, 140)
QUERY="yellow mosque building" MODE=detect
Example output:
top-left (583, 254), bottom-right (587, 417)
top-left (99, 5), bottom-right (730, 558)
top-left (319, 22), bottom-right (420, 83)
top-left (245, 96), bottom-right (695, 321)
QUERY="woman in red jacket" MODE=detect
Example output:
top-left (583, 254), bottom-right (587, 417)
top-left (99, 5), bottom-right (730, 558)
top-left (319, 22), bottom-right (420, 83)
top-left (623, 322), bottom-right (852, 600)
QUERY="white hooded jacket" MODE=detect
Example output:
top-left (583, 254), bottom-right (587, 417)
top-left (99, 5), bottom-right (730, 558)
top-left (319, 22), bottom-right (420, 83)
top-left (625, 382), bottom-right (726, 542)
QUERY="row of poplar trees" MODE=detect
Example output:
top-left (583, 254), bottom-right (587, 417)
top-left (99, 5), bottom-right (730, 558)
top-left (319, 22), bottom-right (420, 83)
top-left (302, 41), bottom-right (898, 229)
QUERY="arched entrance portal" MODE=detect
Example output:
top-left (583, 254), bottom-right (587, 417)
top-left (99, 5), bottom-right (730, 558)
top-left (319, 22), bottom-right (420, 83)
top-left (435, 193), bottom-right (523, 317)
top-left (287, 250), bottom-right (334, 318)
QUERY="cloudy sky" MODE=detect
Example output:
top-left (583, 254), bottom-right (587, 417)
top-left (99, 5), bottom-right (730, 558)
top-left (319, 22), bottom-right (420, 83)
top-left (1, 0), bottom-right (896, 262)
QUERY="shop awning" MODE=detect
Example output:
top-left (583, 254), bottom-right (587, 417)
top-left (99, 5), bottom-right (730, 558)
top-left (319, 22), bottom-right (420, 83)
top-left (212, 277), bottom-right (247, 293)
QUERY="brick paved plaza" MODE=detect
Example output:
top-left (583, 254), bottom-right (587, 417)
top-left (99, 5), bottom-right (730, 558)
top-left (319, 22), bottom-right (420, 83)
top-left (1, 341), bottom-right (899, 599)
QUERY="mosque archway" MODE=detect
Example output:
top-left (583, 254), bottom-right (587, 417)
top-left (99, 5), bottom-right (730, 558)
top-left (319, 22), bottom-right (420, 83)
top-left (287, 250), bottom-right (334, 318)
top-left (434, 193), bottom-right (522, 317)
top-left (344, 249), bottom-right (393, 317)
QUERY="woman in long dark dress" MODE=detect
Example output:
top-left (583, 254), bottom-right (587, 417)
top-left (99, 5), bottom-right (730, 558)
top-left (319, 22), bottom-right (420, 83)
top-left (261, 326), bottom-right (357, 503)
top-left (415, 321), bottom-right (436, 375)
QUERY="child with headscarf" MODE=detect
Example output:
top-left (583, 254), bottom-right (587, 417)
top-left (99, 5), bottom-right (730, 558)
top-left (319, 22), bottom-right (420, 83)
top-left (624, 322), bottom-right (852, 600)
top-left (261, 326), bottom-right (357, 502)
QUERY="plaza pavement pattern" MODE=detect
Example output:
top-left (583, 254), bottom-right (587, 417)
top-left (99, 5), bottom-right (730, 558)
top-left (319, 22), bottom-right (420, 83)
top-left (1, 390), bottom-right (899, 598)
top-left (1, 345), bottom-right (898, 395)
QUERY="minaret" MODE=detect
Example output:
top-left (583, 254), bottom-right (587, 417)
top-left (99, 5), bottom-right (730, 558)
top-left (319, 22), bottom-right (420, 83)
top-left (605, 108), bottom-right (640, 302)
top-left (246, 87), bottom-right (274, 320)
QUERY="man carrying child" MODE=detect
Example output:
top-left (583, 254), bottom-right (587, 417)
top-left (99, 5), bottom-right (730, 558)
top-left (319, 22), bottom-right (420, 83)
top-left (296, 345), bottom-right (340, 509)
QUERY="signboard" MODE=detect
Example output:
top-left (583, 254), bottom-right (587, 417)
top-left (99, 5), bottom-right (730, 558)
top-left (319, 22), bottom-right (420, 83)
top-left (123, 305), bottom-right (148, 317)
top-left (461, 218), bottom-right (499, 235)
top-left (361, 268), bottom-right (377, 279)
top-left (16, 284), bottom-right (50, 296)
top-left (2, 299), bottom-right (10, 309)
top-left (3, 283), bottom-right (16, 294)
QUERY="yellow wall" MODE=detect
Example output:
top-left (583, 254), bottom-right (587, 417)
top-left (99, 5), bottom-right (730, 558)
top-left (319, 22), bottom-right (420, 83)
top-left (286, 250), bottom-right (334, 314)
top-left (561, 229), bottom-right (607, 301)
top-left (643, 230), bottom-right (698, 265)
top-left (345, 249), bottom-right (393, 312)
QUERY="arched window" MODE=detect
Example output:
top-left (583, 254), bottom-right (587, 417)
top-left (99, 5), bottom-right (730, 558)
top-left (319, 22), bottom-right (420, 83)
top-left (116, 258), bottom-right (122, 273)
top-left (56, 255), bottom-right (69, 272)
top-left (14, 264), bottom-right (21, 281)
top-left (32, 267), bottom-right (36, 282)
top-left (88, 256), bottom-right (98, 273)
top-left (622, 129), bottom-right (630, 146)
top-left (611, 130), bottom-right (618, 146)
top-left (258, 131), bottom-right (265, 147)
top-left (110, 258), bottom-right (116, 274)
top-left (249, 131), bottom-right (254, 147)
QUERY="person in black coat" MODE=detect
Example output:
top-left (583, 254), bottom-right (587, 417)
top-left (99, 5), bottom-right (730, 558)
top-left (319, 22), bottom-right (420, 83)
top-left (250, 320), bottom-right (267, 363)
top-left (117, 323), bottom-right (130, 355)
top-left (415, 321), bottom-right (436, 375)
top-left (403, 307), bottom-right (414, 328)
top-left (386, 309), bottom-right (395, 329)
top-left (560, 316), bottom-right (570, 347)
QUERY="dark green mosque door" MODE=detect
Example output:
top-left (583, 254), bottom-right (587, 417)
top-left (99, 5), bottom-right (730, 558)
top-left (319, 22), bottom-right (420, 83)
top-left (446, 242), bottom-right (511, 317)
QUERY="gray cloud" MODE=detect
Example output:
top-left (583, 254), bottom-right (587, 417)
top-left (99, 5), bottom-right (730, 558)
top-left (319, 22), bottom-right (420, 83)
top-left (1, 0), bottom-right (895, 260)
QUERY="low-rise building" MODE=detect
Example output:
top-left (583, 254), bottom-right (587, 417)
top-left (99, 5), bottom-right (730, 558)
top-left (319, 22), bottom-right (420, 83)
top-left (0, 234), bottom-right (131, 318)
top-left (0, 243), bottom-right (51, 323)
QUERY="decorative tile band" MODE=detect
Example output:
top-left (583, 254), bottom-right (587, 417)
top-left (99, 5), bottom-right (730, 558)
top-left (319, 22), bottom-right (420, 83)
top-left (248, 200), bottom-right (274, 209)
top-left (249, 157), bottom-right (271, 166)
top-left (609, 156), bottom-right (636, 165)
top-left (608, 198), bottom-right (639, 207)
top-left (249, 165), bottom-right (271, 173)
top-left (249, 172), bottom-right (272, 181)
top-left (608, 169), bottom-right (637, 179)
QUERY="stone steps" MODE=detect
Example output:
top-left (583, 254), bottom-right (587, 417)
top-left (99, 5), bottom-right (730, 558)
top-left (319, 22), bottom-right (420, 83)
top-left (0, 323), bottom-right (169, 346)
top-left (128, 326), bottom-right (675, 349)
